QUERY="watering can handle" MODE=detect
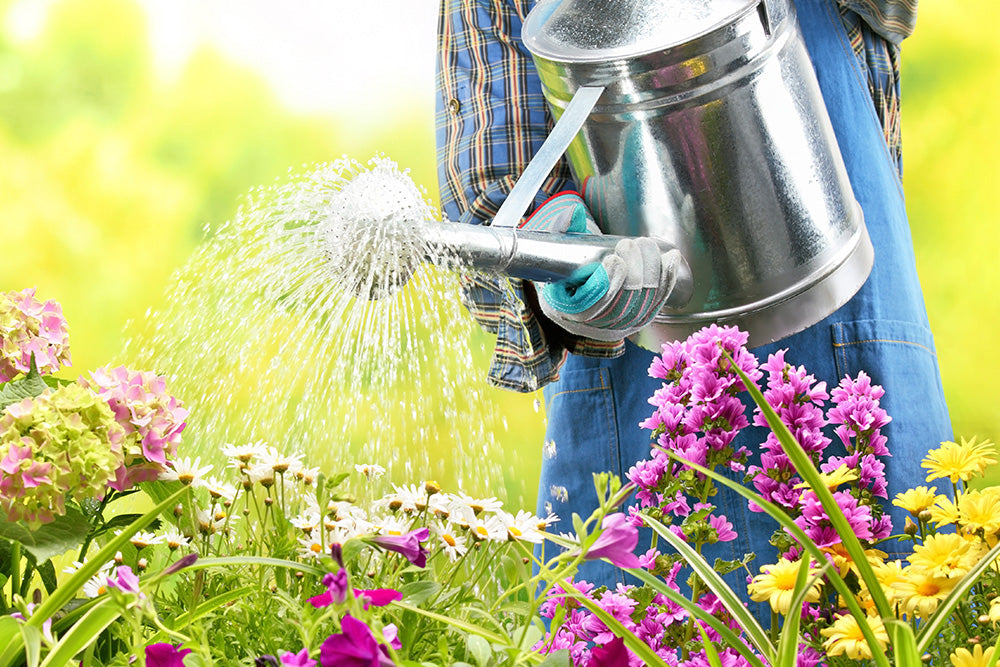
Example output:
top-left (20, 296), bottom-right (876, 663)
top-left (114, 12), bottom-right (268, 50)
top-left (491, 86), bottom-right (605, 229)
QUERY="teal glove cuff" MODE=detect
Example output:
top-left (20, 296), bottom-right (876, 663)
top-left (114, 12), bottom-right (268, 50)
top-left (540, 263), bottom-right (610, 315)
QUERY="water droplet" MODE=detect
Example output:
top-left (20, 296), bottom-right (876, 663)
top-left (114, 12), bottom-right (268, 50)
top-left (543, 439), bottom-right (557, 459)
top-left (549, 485), bottom-right (569, 503)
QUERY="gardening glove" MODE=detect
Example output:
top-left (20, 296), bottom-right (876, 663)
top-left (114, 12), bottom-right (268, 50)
top-left (519, 192), bottom-right (682, 342)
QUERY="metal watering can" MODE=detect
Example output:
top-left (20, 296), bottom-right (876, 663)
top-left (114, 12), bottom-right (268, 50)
top-left (426, 0), bottom-right (873, 349)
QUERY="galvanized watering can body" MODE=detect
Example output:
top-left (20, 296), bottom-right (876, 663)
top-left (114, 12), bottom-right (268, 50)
top-left (522, 0), bottom-right (874, 349)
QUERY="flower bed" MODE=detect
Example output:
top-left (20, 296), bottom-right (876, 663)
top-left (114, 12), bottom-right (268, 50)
top-left (0, 287), bottom-right (997, 666)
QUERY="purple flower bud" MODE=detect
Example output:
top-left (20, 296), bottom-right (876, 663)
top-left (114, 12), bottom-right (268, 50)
top-left (584, 513), bottom-right (641, 569)
top-left (369, 527), bottom-right (429, 568)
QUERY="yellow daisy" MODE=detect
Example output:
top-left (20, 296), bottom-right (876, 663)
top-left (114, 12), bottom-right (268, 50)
top-left (923, 437), bottom-right (998, 484)
top-left (928, 495), bottom-right (961, 527)
top-left (795, 464), bottom-right (858, 490)
top-left (893, 567), bottom-right (956, 619)
top-left (958, 488), bottom-right (1000, 545)
top-left (908, 532), bottom-right (986, 579)
top-left (950, 644), bottom-right (995, 667)
top-left (892, 485), bottom-right (942, 516)
top-left (820, 612), bottom-right (889, 660)
top-left (872, 559), bottom-right (907, 607)
top-left (747, 558), bottom-right (822, 615)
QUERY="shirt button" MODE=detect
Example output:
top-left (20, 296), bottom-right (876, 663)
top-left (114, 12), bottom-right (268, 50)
top-left (448, 98), bottom-right (461, 114)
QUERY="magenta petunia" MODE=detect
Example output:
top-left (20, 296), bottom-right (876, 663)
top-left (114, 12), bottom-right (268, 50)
top-left (279, 648), bottom-right (317, 666)
top-left (308, 570), bottom-right (349, 608)
top-left (584, 513), bottom-right (641, 568)
top-left (589, 636), bottom-right (630, 667)
top-left (319, 614), bottom-right (394, 667)
top-left (356, 588), bottom-right (402, 610)
top-left (145, 643), bottom-right (192, 667)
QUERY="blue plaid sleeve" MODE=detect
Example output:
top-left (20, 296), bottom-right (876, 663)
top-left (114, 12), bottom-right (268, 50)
top-left (435, 0), bottom-right (624, 393)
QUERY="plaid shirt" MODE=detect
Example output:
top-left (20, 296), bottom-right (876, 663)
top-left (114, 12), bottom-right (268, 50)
top-left (435, 0), bottom-right (912, 393)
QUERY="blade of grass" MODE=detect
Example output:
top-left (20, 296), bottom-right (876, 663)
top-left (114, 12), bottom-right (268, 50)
top-left (0, 486), bottom-right (189, 667)
top-left (553, 580), bottom-right (670, 667)
top-left (885, 619), bottom-right (920, 667)
top-left (38, 599), bottom-right (119, 667)
top-left (642, 514), bottom-right (774, 663)
top-left (664, 451), bottom-right (890, 667)
top-left (626, 567), bottom-right (769, 667)
top-left (725, 354), bottom-right (892, 618)
top-left (776, 559), bottom-right (828, 667)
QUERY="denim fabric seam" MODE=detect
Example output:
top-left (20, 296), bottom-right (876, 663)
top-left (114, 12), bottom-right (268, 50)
top-left (832, 337), bottom-right (937, 356)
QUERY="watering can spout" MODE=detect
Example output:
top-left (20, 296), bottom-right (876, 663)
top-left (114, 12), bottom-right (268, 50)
top-left (418, 219), bottom-right (694, 310)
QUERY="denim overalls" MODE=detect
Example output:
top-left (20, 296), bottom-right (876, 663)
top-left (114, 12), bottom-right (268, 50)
top-left (536, 0), bottom-right (953, 608)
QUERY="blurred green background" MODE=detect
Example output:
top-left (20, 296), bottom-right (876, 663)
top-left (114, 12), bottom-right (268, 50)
top-left (0, 0), bottom-right (996, 503)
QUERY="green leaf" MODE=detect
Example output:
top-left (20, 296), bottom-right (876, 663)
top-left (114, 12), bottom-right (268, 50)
top-left (0, 507), bottom-right (91, 563)
top-left (39, 599), bottom-right (121, 667)
top-left (466, 634), bottom-right (492, 667)
top-left (0, 358), bottom-right (49, 412)
top-left (884, 619), bottom-right (920, 667)
top-left (695, 622), bottom-right (723, 667)
top-left (399, 580), bottom-right (441, 606)
top-left (36, 560), bottom-right (57, 595)
top-left (170, 585), bottom-right (256, 630)
top-left (535, 649), bottom-right (571, 667)
top-left (20, 624), bottom-right (40, 667)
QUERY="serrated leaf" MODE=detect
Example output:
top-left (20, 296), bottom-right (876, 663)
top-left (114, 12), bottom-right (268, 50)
top-left (0, 508), bottom-right (90, 563)
top-left (0, 358), bottom-right (49, 412)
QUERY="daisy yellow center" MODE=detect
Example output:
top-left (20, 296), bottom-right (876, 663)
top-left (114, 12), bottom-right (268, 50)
top-left (475, 526), bottom-right (488, 537)
top-left (443, 534), bottom-right (456, 547)
top-left (509, 526), bottom-right (523, 537)
top-left (916, 580), bottom-right (941, 597)
top-left (310, 543), bottom-right (322, 553)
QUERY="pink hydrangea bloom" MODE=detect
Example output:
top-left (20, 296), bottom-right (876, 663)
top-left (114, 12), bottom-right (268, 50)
top-left (0, 288), bottom-right (72, 381)
top-left (79, 366), bottom-right (188, 490)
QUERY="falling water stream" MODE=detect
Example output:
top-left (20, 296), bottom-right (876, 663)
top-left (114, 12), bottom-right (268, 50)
top-left (123, 156), bottom-right (520, 499)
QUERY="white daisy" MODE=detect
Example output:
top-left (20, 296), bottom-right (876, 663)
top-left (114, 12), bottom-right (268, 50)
top-left (430, 520), bottom-right (468, 561)
top-left (497, 510), bottom-right (547, 544)
top-left (160, 530), bottom-right (191, 551)
top-left (202, 476), bottom-right (237, 502)
top-left (256, 446), bottom-right (303, 476)
top-left (159, 456), bottom-right (213, 487)
top-left (129, 531), bottom-right (164, 550)
top-left (448, 493), bottom-right (503, 518)
top-left (468, 514), bottom-right (507, 543)
top-left (297, 534), bottom-right (327, 560)
top-left (222, 441), bottom-right (268, 467)
top-left (290, 511), bottom-right (322, 534)
top-left (355, 463), bottom-right (386, 480)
